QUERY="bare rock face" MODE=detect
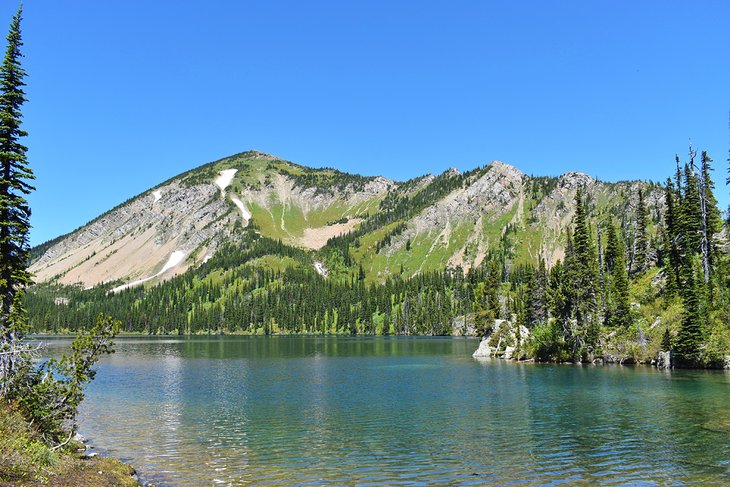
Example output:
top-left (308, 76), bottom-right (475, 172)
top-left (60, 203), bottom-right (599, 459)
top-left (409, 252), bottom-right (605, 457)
top-left (368, 176), bottom-right (397, 194)
top-left (452, 314), bottom-right (476, 336)
top-left (558, 171), bottom-right (595, 190)
top-left (30, 180), bottom-right (235, 287)
top-left (392, 161), bottom-right (525, 253)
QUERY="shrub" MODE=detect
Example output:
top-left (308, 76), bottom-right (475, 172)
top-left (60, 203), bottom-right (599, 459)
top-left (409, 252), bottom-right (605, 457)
top-left (9, 314), bottom-right (119, 447)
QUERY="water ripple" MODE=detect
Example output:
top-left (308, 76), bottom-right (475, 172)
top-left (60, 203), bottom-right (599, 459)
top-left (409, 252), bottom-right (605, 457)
top-left (66, 336), bottom-right (730, 486)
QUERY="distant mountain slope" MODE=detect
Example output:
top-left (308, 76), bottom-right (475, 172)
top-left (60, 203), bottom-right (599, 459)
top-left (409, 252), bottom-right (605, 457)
top-left (30, 150), bottom-right (662, 289)
top-left (29, 151), bottom-right (393, 287)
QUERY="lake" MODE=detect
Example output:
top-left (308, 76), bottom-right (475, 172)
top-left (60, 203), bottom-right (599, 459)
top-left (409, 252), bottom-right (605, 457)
top-left (41, 336), bottom-right (730, 486)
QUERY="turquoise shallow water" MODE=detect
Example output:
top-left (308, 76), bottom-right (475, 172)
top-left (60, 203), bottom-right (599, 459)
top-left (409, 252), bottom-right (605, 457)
top-left (41, 336), bottom-right (730, 486)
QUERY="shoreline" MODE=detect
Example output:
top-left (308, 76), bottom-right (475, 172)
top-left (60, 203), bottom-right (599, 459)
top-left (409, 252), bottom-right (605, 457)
top-left (472, 338), bottom-right (730, 370)
top-left (28, 332), bottom-right (730, 369)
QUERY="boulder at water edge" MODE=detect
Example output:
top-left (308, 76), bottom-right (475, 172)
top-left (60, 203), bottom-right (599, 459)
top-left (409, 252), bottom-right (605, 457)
top-left (472, 338), bottom-right (492, 358)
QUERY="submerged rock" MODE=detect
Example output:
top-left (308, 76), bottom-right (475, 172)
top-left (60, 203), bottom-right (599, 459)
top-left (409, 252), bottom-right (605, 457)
top-left (703, 414), bottom-right (730, 433)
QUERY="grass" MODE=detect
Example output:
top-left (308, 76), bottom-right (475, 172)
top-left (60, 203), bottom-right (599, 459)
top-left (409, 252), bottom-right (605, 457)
top-left (250, 196), bottom-right (380, 245)
top-left (248, 202), bottom-right (284, 241)
top-left (0, 402), bottom-right (58, 483)
top-left (364, 222), bottom-right (473, 280)
top-left (0, 401), bottom-right (139, 486)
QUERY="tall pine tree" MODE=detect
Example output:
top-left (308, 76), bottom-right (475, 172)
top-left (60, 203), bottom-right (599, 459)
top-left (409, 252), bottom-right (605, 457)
top-left (680, 162), bottom-right (702, 257)
top-left (662, 178), bottom-right (681, 296)
top-left (698, 151), bottom-right (721, 282)
top-left (604, 219), bottom-right (631, 328)
top-left (0, 5), bottom-right (33, 396)
top-left (630, 188), bottom-right (648, 277)
top-left (675, 256), bottom-right (705, 366)
top-left (565, 189), bottom-right (599, 358)
top-left (524, 258), bottom-right (548, 328)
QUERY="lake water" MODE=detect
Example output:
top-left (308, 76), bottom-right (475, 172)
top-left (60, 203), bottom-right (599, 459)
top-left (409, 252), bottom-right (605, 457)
top-left (41, 336), bottom-right (730, 486)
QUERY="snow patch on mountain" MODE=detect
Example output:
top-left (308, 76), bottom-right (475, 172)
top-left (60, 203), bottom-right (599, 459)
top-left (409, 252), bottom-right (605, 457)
top-left (230, 195), bottom-right (251, 221)
top-left (110, 250), bottom-right (186, 293)
top-left (314, 260), bottom-right (328, 278)
top-left (215, 169), bottom-right (238, 193)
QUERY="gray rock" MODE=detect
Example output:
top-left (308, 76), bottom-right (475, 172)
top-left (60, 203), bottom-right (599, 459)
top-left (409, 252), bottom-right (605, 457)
top-left (472, 338), bottom-right (492, 358)
top-left (657, 350), bottom-right (672, 369)
top-left (558, 171), bottom-right (595, 190)
top-left (451, 314), bottom-right (475, 336)
top-left (73, 432), bottom-right (87, 443)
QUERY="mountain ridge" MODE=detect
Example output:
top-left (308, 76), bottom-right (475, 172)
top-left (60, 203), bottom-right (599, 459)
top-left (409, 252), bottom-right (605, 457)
top-left (29, 150), bottom-right (661, 290)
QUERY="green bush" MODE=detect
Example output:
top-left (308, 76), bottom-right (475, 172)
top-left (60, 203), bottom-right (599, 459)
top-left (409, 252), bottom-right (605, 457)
top-left (526, 320), bottom-right (570, 362)
top-left (9, 314), bottom-right (119, 446)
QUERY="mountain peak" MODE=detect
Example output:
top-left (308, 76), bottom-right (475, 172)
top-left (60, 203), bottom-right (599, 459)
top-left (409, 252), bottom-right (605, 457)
top-left (488, 160), bottom-right (523, 176)
top-left (238, 150), bottom-right (278, 161)
top-left (558, 171), bottom-right (595, 189)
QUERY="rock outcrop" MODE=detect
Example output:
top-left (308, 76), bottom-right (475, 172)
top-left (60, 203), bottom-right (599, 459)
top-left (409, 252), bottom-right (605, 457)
top-left (472, 338), bottom-right (492, 358)
top-left (472, 319), bottom-right (530, 359)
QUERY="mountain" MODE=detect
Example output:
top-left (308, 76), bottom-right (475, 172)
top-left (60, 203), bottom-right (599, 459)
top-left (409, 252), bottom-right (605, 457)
top-left (29, 150), bottom-right (661, 290)
top-left (26, 149), bottom-right (730, 369)
top-left (29, 151), bottom-right (392, 288)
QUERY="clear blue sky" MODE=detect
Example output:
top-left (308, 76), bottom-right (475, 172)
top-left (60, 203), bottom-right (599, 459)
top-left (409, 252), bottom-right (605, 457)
top-left (7, 1), bottom-right (729, 246)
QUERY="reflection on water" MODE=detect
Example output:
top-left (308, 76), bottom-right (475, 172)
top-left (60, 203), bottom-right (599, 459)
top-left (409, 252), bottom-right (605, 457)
top-left (38, 336), bottom-right (730, 486)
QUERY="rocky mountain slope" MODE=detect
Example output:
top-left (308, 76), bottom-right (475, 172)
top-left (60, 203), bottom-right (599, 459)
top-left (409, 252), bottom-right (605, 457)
top-left (29, 150), bottom-right (661, 289)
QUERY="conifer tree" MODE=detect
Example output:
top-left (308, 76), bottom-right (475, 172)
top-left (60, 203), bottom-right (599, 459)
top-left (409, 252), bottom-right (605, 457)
top-left (547, 259), bottom-right (569, 325)
top-left (473, 260), bottom-right (500, 336)
top-left (596, 222), bottom-right (605, 310)
top-left (698, 151), bottom-right (721, 282)
top-left (604, 220), bottom-right (631, 328)
top-left (0, 6), bottom-right (34, 396)
top-left (680, 162), bottom-right (702, 257)
top-left (631, 188), bottom-right (648, 277)
top-left (524, 258), bottom-right (548, 328)
top-left (675, 256), bottom-right (705, 366)
top-left (661, 327), bottom-right (672, 351)
top-left (662, 178), bottom-right (681, 296)
top-left (567, 189), bottom-right (599, 356)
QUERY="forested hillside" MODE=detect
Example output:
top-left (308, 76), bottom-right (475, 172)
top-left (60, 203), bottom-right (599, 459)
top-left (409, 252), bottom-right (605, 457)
top-left (26, 149), bottom-right (730, 367)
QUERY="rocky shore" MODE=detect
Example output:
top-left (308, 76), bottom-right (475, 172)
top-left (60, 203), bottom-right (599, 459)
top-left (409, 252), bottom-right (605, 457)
top-left (471, 319), bottom-right (730, 369)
